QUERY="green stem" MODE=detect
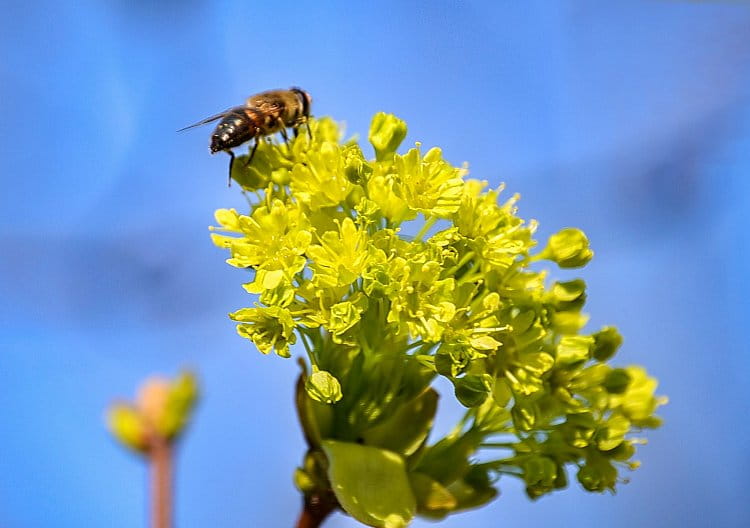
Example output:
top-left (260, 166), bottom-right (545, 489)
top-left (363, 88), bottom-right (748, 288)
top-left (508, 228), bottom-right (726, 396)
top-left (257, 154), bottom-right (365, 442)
top-left (444, 251), bottom-right (475, 278)
top-left (298, 330), bottom-right (318, 366)
top-left (455, 259), bottom-right (481, 284)
top-left (414, 215), bottom-right (437, 241)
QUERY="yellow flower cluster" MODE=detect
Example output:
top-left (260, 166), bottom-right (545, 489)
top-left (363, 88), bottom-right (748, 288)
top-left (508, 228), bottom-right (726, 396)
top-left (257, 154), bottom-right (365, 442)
top-left (211, 114), bottom-right (664, 524)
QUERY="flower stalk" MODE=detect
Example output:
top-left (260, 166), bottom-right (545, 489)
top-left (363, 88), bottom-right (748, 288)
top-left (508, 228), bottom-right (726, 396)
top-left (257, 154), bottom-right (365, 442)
top-left (107, 372), bottom-right (198, 528)
top-left (150, 437), bottom-right (173, 528)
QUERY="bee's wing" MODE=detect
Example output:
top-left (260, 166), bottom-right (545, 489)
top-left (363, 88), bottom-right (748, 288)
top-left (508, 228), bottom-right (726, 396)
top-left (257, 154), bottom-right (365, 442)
top-left (177, 108), bottom-right (233, 132)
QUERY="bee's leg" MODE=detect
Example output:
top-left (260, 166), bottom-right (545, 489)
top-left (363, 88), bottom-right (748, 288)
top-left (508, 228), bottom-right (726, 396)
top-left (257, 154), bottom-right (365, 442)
top-left (277, 119), bottom-right (290, 145)
top-left (226, 150), bottom-right (235, 187)
top-left (245, 139), bottom-right (260, 166)
top-left (292, 127), bottom-right (300, 139)
top-left (306, 118), bottom-right (313, 141)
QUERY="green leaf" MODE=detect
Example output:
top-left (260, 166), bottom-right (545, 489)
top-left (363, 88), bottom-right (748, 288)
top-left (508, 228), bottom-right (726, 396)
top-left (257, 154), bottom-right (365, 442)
top-left (415, 430), bottom-right (483, 485)
top-left (362, 389), bottom-right (438, 456)
top-left (322, 440), bottom-right (416, 528)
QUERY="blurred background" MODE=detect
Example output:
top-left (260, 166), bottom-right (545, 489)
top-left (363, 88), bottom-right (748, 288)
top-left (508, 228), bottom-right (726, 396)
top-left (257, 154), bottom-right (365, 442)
top-left (2, 1), bottom-right (749, 527)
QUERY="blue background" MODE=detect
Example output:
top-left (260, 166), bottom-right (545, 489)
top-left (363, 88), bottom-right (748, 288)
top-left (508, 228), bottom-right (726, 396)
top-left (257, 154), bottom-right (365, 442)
top-left (2, 1), bottom-right (749, 527)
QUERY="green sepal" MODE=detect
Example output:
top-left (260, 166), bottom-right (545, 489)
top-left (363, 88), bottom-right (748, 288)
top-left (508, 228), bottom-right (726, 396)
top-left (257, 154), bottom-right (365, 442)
top-left (322, 440), bottom-right (416, 528)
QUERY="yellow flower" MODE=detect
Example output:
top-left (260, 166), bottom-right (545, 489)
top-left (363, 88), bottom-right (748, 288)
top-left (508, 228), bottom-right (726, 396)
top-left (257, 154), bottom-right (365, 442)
top-left (307, 218), bottom-right (369, 288)
top-left (231, 306), bottom-right (297, 357)
top-left (394, 146), bottom-right (464, 218)
top-left (211, 199), bottom-right (312, 290)
top-left (291, 141), bottom-right (353, 210)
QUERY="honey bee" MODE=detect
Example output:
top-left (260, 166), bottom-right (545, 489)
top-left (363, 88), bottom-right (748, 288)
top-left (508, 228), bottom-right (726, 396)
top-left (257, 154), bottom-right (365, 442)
top-left (179, 87), bottom-right (313, 184)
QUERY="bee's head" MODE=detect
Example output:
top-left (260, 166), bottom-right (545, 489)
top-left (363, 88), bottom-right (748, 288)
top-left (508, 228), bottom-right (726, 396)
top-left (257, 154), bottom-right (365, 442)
top-left (291, 87), bottom-right (313, 117)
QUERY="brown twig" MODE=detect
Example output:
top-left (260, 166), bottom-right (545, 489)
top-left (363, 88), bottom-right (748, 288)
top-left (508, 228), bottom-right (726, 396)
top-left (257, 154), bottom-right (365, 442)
top-left (150, 439), bottom-right (173, 528)
top-left (295, 493), bottom-right (336, 528)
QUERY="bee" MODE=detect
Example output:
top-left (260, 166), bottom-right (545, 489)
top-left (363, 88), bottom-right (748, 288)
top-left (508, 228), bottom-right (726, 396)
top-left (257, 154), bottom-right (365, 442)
top-left (179, 87), bottom-right (313, 185)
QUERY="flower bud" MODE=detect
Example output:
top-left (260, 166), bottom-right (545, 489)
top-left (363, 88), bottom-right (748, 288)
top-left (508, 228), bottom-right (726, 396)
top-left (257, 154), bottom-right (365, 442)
top-left (592, 326), bottom-right (623, 362)
top-left (305, 369), bottom-right (343, 404)
top-left (540, 228), bottom-right (593, 268)
top-left (106, 371), bottom-right (199, 452)
top-left (369, 112), bottom-right (407, 161)
top-left (108, 404), bottom-right (148, 453)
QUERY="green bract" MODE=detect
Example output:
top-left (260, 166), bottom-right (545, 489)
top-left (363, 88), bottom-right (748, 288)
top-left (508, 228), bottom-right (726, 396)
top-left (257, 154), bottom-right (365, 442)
top-left (211, 114), bottom-right (665, 526)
